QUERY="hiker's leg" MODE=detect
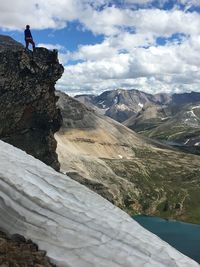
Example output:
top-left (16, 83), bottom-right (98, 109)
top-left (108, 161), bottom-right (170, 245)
top-left (25, 40), bottom-right (29, 49)
top-left (30, 39), bottom-right (35, 49)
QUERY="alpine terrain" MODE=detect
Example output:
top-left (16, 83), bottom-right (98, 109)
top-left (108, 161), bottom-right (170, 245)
top-left (0, 36), bottom-right (199, 267)
top-left (56, 91), bottom-right (200, 224)
top-left (76, 89), bottom-right (200, 155)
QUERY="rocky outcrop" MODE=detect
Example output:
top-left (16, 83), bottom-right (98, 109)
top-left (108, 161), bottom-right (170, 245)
top-left (0, 231), bottom-right (54, 267)
top-left (0, 35), bottom-right (63, 170)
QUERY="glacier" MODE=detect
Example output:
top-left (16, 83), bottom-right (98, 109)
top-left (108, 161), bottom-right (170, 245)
top-left (0, 140), bottom-right (199, 267)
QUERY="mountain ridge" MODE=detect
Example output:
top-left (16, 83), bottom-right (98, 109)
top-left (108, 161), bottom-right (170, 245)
top-left (75, 88), bottom-right (200, 155)
top-left (75, 88), bottom-right (200, 122)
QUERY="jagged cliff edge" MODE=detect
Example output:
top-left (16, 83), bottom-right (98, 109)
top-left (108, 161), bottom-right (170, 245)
top-left (0, 35), bottom-right (64, 170)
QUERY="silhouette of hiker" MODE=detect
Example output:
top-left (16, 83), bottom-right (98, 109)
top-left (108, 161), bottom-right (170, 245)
top-left (24, 25), bottom-right (35, 50)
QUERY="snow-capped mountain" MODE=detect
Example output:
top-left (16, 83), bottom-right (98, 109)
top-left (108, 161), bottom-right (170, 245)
top-left (0, 140), bottom-right (199, 267)
top-left (75, 89), bottom-right (158, 122)
top-left (75, 89), bottom-right (200, 123)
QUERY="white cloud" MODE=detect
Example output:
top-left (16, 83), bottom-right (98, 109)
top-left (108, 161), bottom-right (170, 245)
top-left (54, 2), bottom-right (200, 95)
top-left (0, 0), bottom-right (81, 30)
top-left (91, 8), bottom-right (200, 37)
top-left (1, 0), bottom-right (200, 37)
top-left (37, 43), bottom-right (65, 50)
top-left (1, 0), bottom-right (200, 95)
top-left (57, 33), bottom-right (200, 95)
top-left (125, 0), bottom-right (200, 7)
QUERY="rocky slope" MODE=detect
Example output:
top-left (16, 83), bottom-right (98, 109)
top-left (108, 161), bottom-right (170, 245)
top-left (125, 102), bottom-right (200, 155)
top-left (123, 103), bottom-right (171, 132)
top-left (0, 140), bottom-right (199, 267)
top-left (0, 35), bottom-right (63, 170)
top-left (143, 103), bottom-right (200, 141)
top-left (56, 91), bottom-right (200, 224)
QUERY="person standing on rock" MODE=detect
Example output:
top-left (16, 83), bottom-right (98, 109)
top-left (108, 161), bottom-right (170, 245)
top-left (24, 25), bottom-right (35, 50)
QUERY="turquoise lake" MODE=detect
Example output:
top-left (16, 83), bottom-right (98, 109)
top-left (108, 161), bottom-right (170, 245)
top-left (133, 215), bottom-right (200, 263)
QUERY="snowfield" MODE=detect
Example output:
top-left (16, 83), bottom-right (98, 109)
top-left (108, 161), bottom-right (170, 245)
top-left (0, 140), bottom-right (199, 267)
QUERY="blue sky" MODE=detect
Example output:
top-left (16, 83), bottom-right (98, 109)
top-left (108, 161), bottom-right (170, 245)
top-left (1, 0), bottom-right (200, 95)
top-left (0, 22), bottom-right (104, 54)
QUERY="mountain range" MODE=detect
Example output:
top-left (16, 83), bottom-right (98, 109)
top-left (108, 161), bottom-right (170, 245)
top-left (75, 89), bottom-right (168, 122)
top-left (75, 89), bottom-right (200, 154)
top-left (75, 89), bottom-right (200, 122)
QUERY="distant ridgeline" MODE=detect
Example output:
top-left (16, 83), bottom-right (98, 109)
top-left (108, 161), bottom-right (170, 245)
top-left (75, 89), bottom-right (200, 123)
top-left (0, 35), bottom-right (64, 170)
top-left (75, 89), bottom-right (200, 154)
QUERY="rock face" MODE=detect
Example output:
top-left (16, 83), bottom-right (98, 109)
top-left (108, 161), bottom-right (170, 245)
top-left (0, 35), bottom-right (63, 170)
top-left (0, 140), bottom-right (199, 267)
top-left (0, 231), bottom-right (54, 267)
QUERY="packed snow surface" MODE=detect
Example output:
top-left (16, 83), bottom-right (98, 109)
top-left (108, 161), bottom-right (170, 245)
top-left (0, 140), bottom-right (199, 267)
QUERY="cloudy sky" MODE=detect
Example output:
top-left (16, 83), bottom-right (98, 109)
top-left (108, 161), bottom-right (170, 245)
top-left (1, 0), bottom-right (200, 95)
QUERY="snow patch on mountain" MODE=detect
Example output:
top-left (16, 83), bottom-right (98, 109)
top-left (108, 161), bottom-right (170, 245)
top-left (138, 102), bottom-right (144, 108)
top-left (114, 96), bottom-right (119, 104)
top-left (98, 100), bottom-right (105, 105)
top-left (184, 139), bottom-right (190, 145)
top-left (0, 140), bottom-right (199, 267)
top-left (188, 110), bottom-right (197, 118)
top-left (116, 104), bottom-right (131, 111)
top-left (195, 142), bottom-right (200, 146)
top-left (192, 105), bottom-right (200, 110)
top-left (161, 117), bottom-right (169, 121)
